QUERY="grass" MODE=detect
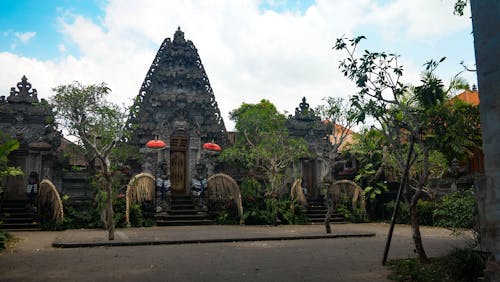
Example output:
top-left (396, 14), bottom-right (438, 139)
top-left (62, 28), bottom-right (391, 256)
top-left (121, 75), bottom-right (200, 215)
top-left (387, 248), bottom-right (485, 282)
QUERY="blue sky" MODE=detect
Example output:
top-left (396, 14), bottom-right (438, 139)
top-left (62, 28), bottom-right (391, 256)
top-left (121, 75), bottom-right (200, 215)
top-left (0, 0), bottom-right (476, 130)
top-left (0, 0), bottom-right (105, 59)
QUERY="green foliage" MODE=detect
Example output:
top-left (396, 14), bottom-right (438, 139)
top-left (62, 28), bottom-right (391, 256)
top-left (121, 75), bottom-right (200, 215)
top-left (335, 204), bottom-right (368, 223)
top-left (239, 177), bottom-right (307, 225)
top-left (388, 248), bottom-right (484, 282)
top-left (335, 35), bottom-right (480, 262)
top-left (453, 0), bottom-right (468, 16)
top-left (41, 193), bottom-right (152, 230)
top-left (221, 100), bottom-right (310, 194)
top-left (443, 248), bottom-right (484, 281)
top-left (110, 143), bottom-right (143, 170)
top-left (434, 189), bottom-right (475, 229)
top-left (385, 199), bottom-right (435, 226)
top-left (349, 128), bottom-right (388, 200)
top-left (113, 195), bottom-right (153, 227)
top-left (0, 133), bottom-right (23, 191)
top-left (388, 258), bottom-right (446, 282)
top-left (0, 230), bottom-right (12, 251)
top-left (214, 210), bottom-right (240, 225)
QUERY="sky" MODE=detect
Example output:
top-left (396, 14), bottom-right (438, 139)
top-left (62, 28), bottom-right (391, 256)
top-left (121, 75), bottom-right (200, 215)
top-left (0, 0), bottom-right (476, 131)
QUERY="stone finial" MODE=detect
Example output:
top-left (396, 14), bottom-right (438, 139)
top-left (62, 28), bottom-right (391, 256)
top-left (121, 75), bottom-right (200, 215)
top-left (173, 26), bottom-right (185, 43)
top-left (7, 75), bottom-right (39, 104)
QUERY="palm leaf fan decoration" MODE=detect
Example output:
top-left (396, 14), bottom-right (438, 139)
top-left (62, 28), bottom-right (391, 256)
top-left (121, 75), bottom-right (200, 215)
top-left (125, 173), bottom-right (155, 227)
top-left (328, 180), bottom-right (366, 214)
top-left (290, 178), bottom-right (307, 207)
top-left (207, 173), bottom-right (244, 225)
top-left (38, 179), bottom-right (64, 224)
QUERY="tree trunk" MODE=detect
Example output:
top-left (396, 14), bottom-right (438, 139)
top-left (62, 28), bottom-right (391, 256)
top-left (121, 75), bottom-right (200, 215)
top-left (105, 173), bottom-right (115, 241)
top-left (324, 192), bottom-right (333, 234)
top-left (409, 196), bottom-right (429, 263)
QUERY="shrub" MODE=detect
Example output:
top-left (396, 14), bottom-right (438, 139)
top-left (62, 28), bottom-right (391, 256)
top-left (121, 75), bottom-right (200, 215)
top-left (0, 230), bottom-right (12, 251)
top-left (239, 177), bottom-right (307, 225)
top-left (388, 258), bottom-right (445, 282)
top-left (214, 210), bottom-right (240, 225)
top-left (443, 248), bottom-right (484, 281)
top-left (387, 248), bottom-right (484, 282)
top-left (335, 203), bottom-right (369, 223)
top-left (384, 199), bottom-right (435, 225)
top-left (434, 189), bottom-right (475, 229)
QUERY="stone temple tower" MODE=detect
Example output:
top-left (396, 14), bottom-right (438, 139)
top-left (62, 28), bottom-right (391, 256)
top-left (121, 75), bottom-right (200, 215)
top-left (127, 27), bottom-right (228, 195)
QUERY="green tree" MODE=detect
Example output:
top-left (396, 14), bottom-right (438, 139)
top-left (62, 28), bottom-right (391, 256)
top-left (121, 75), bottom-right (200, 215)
top-left (347, 128), bottom-right (388, 200)
top-left (51, 82), bottom-right (127, 240)
top-left (315, 96), bottom-right (359, 183)
top-left (334, 36), bottom-right (477, 263)
top-left (220, 99), bottom-right (309, 195)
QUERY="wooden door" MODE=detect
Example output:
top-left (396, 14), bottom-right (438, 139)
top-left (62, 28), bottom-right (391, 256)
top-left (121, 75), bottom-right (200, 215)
top-left (301, 160), bottom-right (316, 199)
top-left (170, 136), bottom-right (189, 194)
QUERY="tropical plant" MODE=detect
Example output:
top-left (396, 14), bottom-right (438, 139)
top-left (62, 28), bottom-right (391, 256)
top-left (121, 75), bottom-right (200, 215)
top-left (334, 36), bottom-right (478, 263)
top-left (0, 230), bottom-right (12, 251)
top-left (348, 128), bottom-right (388, 200)
top-left (434, 188), bottom-right (475, 229)
top-left (220, 100), bottom-right (309, 195)
top-left (0, 133), bottom-right (23, 192)
top-left (52, 82), bottom-right (128, 240)
top-left (315, 96), bottom-right (360, 182)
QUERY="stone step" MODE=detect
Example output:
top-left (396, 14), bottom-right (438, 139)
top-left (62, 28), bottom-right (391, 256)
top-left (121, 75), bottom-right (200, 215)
top-left (1, 200), bottom-right (40, 230)
top-left (1, 217), bottom-right (39, 223)
top-left (156, 219), bottom-right (214, 226)
top-left (165, 209), bottom-right (201, 215)
top-left (308, 217), bottom-right (346, 223)
top-left (1, 212), bottom-right (37, 217)
top-left (170, 204), bottom-right (196, 210)
top-left (1, 207), bottom-right (29, 212)
top-left (156, 214), bottom-right (209, 221)
top-left (0, 222), bottom-right (40, 230)
top-left (171, 198), bottom-right (194, 204)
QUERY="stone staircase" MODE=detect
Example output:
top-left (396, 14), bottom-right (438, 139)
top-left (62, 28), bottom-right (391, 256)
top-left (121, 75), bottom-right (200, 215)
top-left (305, 198), bottom-right (346, 224)
top-left (155, 195), bottom-right (213, 226)
top-left (0, 200), bottom-right (40, 231)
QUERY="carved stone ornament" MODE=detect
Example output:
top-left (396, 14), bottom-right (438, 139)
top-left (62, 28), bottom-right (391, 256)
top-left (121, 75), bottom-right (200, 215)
top-left (127, 27), bottom-right (228, 148)
top-left (7, 75), bottom-right (39, 104)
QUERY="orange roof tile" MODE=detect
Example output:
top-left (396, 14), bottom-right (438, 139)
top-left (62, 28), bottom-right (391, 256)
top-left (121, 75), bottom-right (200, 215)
top-left (454, 90), bottom-right (480, 106)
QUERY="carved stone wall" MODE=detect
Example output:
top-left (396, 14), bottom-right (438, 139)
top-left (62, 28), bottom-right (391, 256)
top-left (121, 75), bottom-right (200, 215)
top-left (127, 28), bottom-right (228, 194)
top-left (286, 97), bottom-right (330, 199)
top-left (0, 76), bottom-right (63, 199)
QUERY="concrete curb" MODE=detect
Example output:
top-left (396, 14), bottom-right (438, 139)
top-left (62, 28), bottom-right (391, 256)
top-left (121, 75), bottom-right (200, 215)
top-left (52, 232), bottom-right (376, 248)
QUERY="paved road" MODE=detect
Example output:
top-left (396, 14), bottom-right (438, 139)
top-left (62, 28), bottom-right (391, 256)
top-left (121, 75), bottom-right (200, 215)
top-left (0, 223), bottom-right (471, 282)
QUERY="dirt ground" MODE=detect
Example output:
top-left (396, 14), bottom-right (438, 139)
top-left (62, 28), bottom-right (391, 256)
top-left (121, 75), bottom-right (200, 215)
top-left (0, 223), bottom-right (472, 282)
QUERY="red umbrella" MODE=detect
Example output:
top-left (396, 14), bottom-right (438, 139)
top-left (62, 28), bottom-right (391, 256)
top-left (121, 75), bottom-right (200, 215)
top-left (202, 142), bottom-right (222, 152)
top-left (146, 138), bottom-right (167, 149)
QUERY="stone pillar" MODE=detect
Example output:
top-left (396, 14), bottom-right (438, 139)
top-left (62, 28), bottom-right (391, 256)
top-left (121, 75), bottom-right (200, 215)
top-left (470, 1), bottom-right (500, 280)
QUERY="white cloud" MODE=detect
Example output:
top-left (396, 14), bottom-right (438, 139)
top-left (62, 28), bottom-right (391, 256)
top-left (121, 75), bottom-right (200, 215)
top-left (14, 31), bottom-right (36, 44)
top-left (58, 44), bottom-right (67, 53)
top-left (363, 0), bottom-right (471, 43)
top-left (0, 0), bottom-right (475, 131)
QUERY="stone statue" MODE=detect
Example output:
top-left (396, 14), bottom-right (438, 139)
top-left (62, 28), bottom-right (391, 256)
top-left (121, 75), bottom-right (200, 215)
top-left (155, 162), bottom-right (171, 212)
top-left (191, 163), bottom-right (208, 211)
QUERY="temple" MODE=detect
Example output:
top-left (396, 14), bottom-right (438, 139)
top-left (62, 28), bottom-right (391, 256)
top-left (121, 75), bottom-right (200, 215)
top-left (0, 76), bottom-right (63, 200)
top-left (127, 27), bottom-right (229, 195)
